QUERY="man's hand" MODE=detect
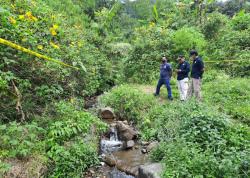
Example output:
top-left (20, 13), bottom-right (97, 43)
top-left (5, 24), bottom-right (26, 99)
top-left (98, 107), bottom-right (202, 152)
top-left (176, 69), bottom-right (181, 73)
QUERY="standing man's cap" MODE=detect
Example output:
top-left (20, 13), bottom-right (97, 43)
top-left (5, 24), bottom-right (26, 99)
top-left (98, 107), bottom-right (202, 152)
top-left (190, 50), bottom-right (198, 56)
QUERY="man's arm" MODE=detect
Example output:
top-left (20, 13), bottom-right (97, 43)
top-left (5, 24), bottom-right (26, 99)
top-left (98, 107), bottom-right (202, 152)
top-left (168, 65), bottom-right (172, 78)
top-left (199, 60), bottom-right (205, 72)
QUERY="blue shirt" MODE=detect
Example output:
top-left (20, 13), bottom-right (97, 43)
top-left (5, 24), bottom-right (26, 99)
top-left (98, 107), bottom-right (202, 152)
top-left (177, 61), bottom-right (190, 81)
top-left (160, 62), bottom-right (172, 79)
top-left (191, 57), bottom-right (204, 79)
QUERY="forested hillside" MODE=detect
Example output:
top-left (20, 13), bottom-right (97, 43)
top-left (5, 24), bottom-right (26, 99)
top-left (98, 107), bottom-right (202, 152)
top-left (0, 0), bottom-right (249, 177)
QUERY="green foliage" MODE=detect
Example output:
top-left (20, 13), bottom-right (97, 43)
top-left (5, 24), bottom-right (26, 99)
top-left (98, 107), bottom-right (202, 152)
top-left (125, 25), bottom-right (172, 83)
top-left (140, 101), bottom-right (184, 141)
top-left (1, 0), bottom-right (250, 177)
top-left (0, 0), bottom-right (116, 121)
top-left (148, 102), bottom-right (250, 177)
top-left (204, 78), bottom-right (250, 125)
top-left (99, 85), bottom-right (157, 123)
top-left (0, 122), bottom-right (45, 158)
top-left (232, 10), bottom-right (250, 31)
top-left (47, 140), bottom-right (99, 178)
top-left (0, 160), bottom-right (11, 176)
top-left (170, 27), bottom-right (207, 57)
top-left (152, 140), bottom-right (250, 178)
top-left (0, 100), bottom-right (106, 177)
top-left (43, 101), bottom-right (106, 177)
top-left (202, 69), bottom-right (229, 83)
top-left (47, 101), bottom-right (107, 145)
top-left (202, 12), bottom-right (229, 39)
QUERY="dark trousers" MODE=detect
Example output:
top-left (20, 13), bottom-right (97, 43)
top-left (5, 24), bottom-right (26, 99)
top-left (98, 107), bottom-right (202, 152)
top-left (155, 78), bottom-right (172, 98)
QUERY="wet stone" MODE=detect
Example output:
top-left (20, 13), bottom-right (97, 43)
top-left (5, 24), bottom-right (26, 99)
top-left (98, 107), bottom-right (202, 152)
top-left (141, 149), bottom-right (147, 154)
top-left (126, 140), bottom-right (135, 149)
top-left (117, 121), bottom-right (137, 141)
top-left (141, 141), bottom-right (150, 146)
top-left (146, 141), bottom-right (159, 152)
top-left (123, 120), bottom-right (128, 125)
top-left (138, 163), bottom-right (164, 178)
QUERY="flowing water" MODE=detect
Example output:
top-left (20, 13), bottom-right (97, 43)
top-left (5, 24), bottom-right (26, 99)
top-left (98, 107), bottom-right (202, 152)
top-left (100, 124), bottom-right (149, 178)
top-left (101, 127), bottom-right (123, 153)
top-left (86, 99), bottom-right (148, 178)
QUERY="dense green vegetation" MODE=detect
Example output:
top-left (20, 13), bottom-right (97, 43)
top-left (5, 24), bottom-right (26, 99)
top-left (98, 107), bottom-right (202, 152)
top-left (100, 78), bottom-right (250, 177)
top-left (0, 0), bottom-right (250, 177)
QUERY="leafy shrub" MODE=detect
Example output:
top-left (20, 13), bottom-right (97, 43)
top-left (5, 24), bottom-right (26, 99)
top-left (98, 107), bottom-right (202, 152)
top-left (210, 27), bottom-right (250, 77)
top-left (47, 140), bottom-right (99, 178)
top-left (43, 101), bottom-right (106, 177)
top-left (170, 27), bottom-right (207, 57)
top-left (124, 25), bottom-right (172, 83)
top-left (202, 12), bottom-right (229, 39)
top-left (141, 101), bottom-right (201, 141)
top-left (0, 100), bottom-right (106, 177)
top-left (202, 69), bottom-right (229, 83)
top-left (204, 78), bottom-right (250, 125)
top-left (99, 85), bottom-right (157, 123)
top-left (179, 110), bottom-right (229, 152)
top-left (0, 122), bottom-right (45, 158)
top-left (232, 11), bottom-right (250, 31)
top-left (152, 140), bottom-right (250, 178)
top-left (0, 0), bottom-right (116, 121)
top-left (47, 101), bottom-right (107, 145)
top-left (148, 102), bottom-right (250, 177)
top-left (0, 160), bottom-right (11, 176)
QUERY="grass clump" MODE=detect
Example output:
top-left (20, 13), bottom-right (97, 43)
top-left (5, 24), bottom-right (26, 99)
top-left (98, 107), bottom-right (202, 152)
top-left (99, 84), bottom-right (158, 123)
top-left (149, 102), bottom-right (250, 178)
top-left (204, 77), bottom-right (250, 125)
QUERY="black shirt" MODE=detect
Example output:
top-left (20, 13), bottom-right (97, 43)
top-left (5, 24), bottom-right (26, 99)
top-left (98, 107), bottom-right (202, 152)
top-left (191, 57), bottom-right (204, 79)
top-left (177, 61), bottom-right (190, 80)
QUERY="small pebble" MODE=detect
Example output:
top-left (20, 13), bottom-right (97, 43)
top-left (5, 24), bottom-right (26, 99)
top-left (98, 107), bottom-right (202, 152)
top-left (141, 148), bottom-right (147, 154)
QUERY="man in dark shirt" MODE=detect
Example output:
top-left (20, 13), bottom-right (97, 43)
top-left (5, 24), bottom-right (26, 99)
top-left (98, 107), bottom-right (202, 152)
top-left (176, 55), bottom-right (190, 101)
top-left (187, 50), bottom-right (204, 101)
top-left (154, 56), bottom-right (173, 100)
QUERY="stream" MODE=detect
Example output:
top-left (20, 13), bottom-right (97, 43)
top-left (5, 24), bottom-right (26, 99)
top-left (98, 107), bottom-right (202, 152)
top-left (100, 123), bottom-right (149, 178)
top-left (85, 98), bottom-right (150, 178)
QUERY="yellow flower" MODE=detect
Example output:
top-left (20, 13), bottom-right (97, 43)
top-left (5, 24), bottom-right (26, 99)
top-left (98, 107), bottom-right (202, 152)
top-left (19, 15), bottom-right (25, 20)
top-left (50, 41), bottom-right (60, 49)
top-left (49, 25), bottom-right (59, 36)
top-left (53, 24), bottom-right (59, 30)
top-left (149, 22), bottom-right (155, 28)
top-left (32, 16), bottom-right (38, 21)
top-left (25, 11), bottom-right (38, 21)
top-left (26, 11), bottom-right (32, 18)
top-left (37, 45), bottom-right (43, 50)
top-left (9, 17), bottom-right (16, 24)
top-left (50, 28), bottom-right (57, 36)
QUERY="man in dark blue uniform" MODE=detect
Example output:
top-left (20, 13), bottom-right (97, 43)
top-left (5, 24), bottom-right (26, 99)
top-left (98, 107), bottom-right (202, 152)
top-left (154, 56), bottom-right (173, 100)
top-left (187, 50), bottom-right (204, 101)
